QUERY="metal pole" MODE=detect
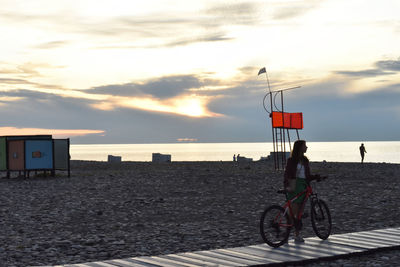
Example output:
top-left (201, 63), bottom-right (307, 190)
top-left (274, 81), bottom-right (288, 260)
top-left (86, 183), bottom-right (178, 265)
top-left (281, 90), bottom-right (286, 167)
top-left (265, 72), bottom-right (278, 169)
top-left (270, 92), bottom-right (277, 170)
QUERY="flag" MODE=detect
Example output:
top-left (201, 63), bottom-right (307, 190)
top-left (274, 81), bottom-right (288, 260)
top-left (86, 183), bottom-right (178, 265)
top-left (258, 67), bottom-right (266, 75)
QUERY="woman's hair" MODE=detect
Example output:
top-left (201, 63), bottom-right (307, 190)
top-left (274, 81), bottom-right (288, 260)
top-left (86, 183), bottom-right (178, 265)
top-left (291, 140), bottom-right (308, 164)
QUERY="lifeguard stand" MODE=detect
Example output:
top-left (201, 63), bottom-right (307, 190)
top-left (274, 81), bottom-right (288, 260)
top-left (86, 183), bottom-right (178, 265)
top-left (258, 67), bottom-right (303, 170)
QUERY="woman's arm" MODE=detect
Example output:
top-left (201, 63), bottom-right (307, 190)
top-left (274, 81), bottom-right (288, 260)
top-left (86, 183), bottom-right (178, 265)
top-left (284, 158), bottom-right (296, 188)
top-left (305, 159), bottom-right (321, 182)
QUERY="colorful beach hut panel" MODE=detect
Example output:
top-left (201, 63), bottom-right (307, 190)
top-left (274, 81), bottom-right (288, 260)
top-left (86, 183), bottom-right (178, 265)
top-left (0, 137), bottom-right (6, 171)
top-left (8, 140), bottom-right (25, 171)
top-left (271, 111), bottom-right (303, 129)
top-left (53, 139), bottom-right (69, 170)
top-left (25, 140), bottom-right (53, 170)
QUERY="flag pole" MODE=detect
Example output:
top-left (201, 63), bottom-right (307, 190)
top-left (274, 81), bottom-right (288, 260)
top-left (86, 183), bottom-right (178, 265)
top-left (265, 71), bottom-right (271, 93)
top-left (258, 67), bottom-right (277, 169)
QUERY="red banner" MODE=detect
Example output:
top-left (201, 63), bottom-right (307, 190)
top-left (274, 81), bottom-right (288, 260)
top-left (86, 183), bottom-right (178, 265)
top-left (271, 111), bottom-right (303, 129)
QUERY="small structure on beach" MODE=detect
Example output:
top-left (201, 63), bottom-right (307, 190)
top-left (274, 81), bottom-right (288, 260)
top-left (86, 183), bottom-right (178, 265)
top-left (152, 153), bottom-right (171, 163)
top-left (108, 155), bottom-right (122, 163)
top-left (0, 135), bottom-right (70, 177)
top-left (237, 155), bottom-right (253, 162)
top-left (259, 67), bottom-right (303, 170)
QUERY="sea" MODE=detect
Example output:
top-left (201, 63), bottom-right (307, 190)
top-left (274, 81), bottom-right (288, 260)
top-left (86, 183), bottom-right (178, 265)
top-left (69, 141), bottom-right (400, 164)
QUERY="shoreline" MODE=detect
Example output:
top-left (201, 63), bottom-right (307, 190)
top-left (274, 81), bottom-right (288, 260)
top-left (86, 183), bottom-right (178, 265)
top-left (0, 161), bottom-right (399, 266)
top-left (69, 141), bottom-right (400, 163)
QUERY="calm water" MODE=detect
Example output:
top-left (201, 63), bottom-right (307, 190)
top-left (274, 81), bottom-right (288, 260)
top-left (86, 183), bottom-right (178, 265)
top-left (70, 141), bottom-right (400, 163)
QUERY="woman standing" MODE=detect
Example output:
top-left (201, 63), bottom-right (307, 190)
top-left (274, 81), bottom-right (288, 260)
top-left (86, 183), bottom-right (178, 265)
top-left (284, 140), bottom-right (320, 242)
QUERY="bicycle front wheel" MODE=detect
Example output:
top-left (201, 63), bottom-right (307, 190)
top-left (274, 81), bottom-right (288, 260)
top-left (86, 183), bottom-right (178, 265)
top-left (311, 199), bottom-right (331, 239)
top-left (260, 205), bottom-right (291, 247)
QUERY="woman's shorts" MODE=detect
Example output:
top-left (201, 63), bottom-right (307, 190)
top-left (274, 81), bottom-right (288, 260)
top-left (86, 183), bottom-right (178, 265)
top-left (287, 178), bottom-right (307, 203)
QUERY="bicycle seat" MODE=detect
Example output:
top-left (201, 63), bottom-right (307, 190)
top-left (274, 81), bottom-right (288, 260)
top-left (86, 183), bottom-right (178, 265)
top-left (277, 189), bottom-right (287, 194)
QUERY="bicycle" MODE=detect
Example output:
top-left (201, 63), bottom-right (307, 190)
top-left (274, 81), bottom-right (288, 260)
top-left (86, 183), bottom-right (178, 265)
top-left (259, 177), bottom-right (331, 247)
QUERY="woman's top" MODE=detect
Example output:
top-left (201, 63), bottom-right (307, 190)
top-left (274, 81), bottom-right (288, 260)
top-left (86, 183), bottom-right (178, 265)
top-left (296, 163), bottom-right (306, 179)
top-left (283, 157), bottom-right (319, 189)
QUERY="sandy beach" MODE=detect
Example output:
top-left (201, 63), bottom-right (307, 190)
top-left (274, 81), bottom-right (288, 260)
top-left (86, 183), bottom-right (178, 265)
top-left (0, 160), bottom-right (399, 266)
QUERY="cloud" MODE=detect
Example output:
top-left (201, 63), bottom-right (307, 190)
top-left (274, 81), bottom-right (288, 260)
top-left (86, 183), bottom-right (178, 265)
top-left (375, 58), bottom-right (400, 71)
top-left (334, 58), bottom-right (400, 78)
top-left (271, 0), bottom-right (323, 20)
top-left (87, 75), bottom-right (205, 99)
top-left (206, 2), bottom-right (260, 26)
top-left (0, 78), bottom-right (35, 84)
top-left (335, 69), bottom-right (396, 77)
top-left (1, 2), bottom-right (260, 49)
top-left (0, 74), bottom-right (223, 118)
top-left (176, 138), bottom-right (198, 142)
top-left (1, 66), bottom-right (400, 144)
top-left (0, 127), bottom-right (104, 138)
top-left (34, 40), bottom-right (69, 49)
top-left (0, 62), bottom-right (65, 89)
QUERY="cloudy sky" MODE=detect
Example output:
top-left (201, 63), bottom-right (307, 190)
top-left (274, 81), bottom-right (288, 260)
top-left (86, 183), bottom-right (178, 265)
top-left (1, 0), bottom-right (400, 144)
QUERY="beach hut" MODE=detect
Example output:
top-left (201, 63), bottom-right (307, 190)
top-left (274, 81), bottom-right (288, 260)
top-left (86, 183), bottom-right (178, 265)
top-left (53, 139), bottom-right (70, 176)
top-left (0, 137), bottom-right (7, 171)
top-left (0, 135), bottom-right (70, 178)
top-left (152, 153), bottom-right (171, 162)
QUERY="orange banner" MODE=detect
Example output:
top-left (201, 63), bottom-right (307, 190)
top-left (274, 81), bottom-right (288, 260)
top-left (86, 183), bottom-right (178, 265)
top-left (271, 111), bottom-right (303, 129)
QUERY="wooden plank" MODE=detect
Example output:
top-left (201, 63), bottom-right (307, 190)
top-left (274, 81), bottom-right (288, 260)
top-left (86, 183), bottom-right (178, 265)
top-left (232, 246), bottom-right (330, 260)
top-left (150, 255), bottom-right (203, 267)
top-left (349, 232), bottom-right (400, 244)
top-left (213, 248), bottom-right (277, 263)
top-left (196, 250), bottom-right (268, 266)
top-left (157, 255), bottom-right (213, 267)
top-left (328, 235), bottom-right (389, 249)
top-left (373, 228), bottom-right (400, 235)
top-left (222, 247), bottom-right (281, 264)
top-left (338, 233), bottom-right (399, 246)
top-left (370, 229), bottom-right (400, 238)
top-left (107, 258), bottom-right (160, 267)
top-left (234, 245), bottom-right (307, 262)
top-left (132, 256), bottom-right (190, 267)
top-left (63, 264), bottom-right (110, 267)
top-left (303, 238), bottom-right (367, 253)
top-left (176, 252), bottom-right (245, 267)
top-left (83, 262), bottom-right (119, 267)
top-left (161, 254), bottom-right (231, 267)
top-left (351, 233), bottom-right (400, 245)
top-left (281, 241), bottom-right (349, 256)
top-left (251, 242), bottom-right (337, 260)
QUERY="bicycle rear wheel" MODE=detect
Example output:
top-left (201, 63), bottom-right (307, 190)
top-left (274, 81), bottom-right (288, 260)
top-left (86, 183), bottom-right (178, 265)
top-left (260, 205), bottom-right (291, 247)
top-left (310, 199), bottom-right (331, 239)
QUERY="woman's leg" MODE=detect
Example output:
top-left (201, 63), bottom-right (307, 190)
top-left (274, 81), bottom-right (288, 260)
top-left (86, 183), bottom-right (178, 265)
top-left (291, 203), bottom-right (300, 236)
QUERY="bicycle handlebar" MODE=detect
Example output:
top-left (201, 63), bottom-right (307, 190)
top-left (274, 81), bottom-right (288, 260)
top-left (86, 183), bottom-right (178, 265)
top-left (277, 175), bottom-right (328, 194)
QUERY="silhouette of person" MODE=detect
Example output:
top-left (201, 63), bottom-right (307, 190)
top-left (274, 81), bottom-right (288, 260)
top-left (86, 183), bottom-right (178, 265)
top-left (233, 154), bottom-right (236, 162)
top-left (284, 140), bottom-right (321, 243)
top-left (359, 143), bottom-right (367, 164)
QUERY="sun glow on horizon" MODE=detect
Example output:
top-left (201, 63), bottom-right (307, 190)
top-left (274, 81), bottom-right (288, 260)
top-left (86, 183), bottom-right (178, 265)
top-left (113, 95), bottom-right (221, 118)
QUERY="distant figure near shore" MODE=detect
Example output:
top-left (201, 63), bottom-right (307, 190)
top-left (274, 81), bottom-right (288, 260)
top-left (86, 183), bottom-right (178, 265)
top-left (359, 143), bottom-right (367, 164)
top-left (233, 154), bottom-right (236, 162)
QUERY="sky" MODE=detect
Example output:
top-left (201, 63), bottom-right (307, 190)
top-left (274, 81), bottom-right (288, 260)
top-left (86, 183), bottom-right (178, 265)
top-left (1, 0), bottom-right (400, 144)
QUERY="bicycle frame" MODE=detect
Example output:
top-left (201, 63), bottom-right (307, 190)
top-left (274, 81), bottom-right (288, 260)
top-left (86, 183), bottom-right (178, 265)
top-left (260, 178), bottom-right (331, 247)
top-left (282, 183), bottom-right (314, 225)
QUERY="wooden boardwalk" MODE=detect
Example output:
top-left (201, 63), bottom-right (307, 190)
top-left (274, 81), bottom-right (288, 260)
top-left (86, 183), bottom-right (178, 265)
top-left (51, 227), bottom-right (400, 267)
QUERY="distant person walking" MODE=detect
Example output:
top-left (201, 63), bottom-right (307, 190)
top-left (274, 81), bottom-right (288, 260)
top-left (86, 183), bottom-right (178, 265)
top-left (233, 154), bottom-right (236, 162)
top-left (359, 143), bottom-right (367, 164)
